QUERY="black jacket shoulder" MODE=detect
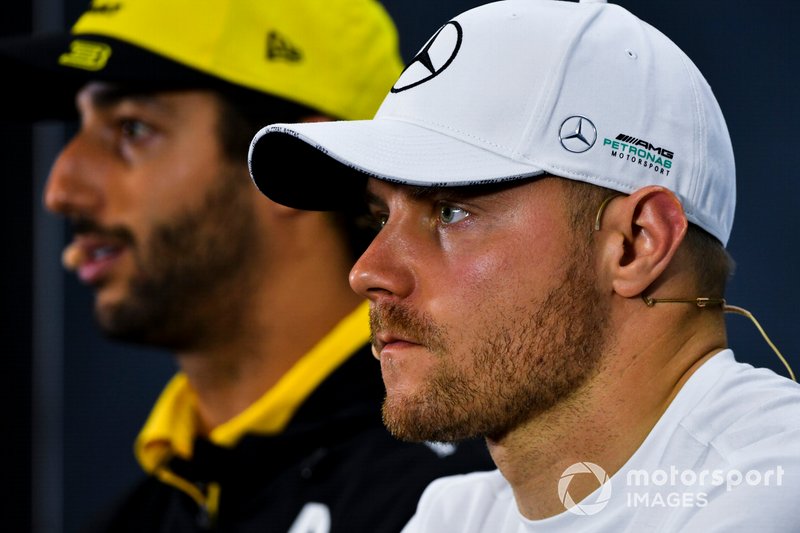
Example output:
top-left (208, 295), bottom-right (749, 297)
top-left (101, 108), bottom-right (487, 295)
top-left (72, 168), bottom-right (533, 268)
top-left (86, 345), bottom-right (494, 532)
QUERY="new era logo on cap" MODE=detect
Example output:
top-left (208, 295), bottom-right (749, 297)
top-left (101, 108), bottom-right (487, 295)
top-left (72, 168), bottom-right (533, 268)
top-left (267, 31), bottom-right (302, 62)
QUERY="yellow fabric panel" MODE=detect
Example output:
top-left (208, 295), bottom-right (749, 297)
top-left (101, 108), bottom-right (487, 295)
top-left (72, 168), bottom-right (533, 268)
top-left (70, 0), bottom-right (403, 119)
top-left (134, 301), bottom-right (371, 473)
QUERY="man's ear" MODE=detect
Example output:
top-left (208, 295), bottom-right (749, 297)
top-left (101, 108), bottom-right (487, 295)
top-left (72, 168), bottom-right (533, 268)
top-left (597, 186), bottom-right (688, 298)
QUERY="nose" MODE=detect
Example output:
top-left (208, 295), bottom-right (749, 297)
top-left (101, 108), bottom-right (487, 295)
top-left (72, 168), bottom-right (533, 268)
top-left (43, 132), bottom-right (105, 218)
top-left (349, 219), bottom-right (416, 302)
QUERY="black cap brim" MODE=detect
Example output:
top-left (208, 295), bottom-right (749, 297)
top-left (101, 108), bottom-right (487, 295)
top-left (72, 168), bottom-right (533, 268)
top-left (0, 32), bottom-right (240, 121)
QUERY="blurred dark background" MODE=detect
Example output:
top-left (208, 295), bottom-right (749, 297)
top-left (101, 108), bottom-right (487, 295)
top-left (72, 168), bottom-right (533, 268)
top-left (2, 1), bottom-right (798, 531)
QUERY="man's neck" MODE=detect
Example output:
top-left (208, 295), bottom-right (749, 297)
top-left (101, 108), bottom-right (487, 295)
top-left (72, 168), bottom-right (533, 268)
top-left (173, 210), bottom-right (364, 434)
top-left (176, 288), bottom-right (363, 435)
top-left (486, 310), bottom-right (727, 520)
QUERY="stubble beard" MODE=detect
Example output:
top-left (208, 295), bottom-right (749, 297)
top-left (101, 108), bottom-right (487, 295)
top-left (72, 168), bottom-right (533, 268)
top-left (95, 167), bottom-right (259, 350)
top-left (376, 250), bottom-right (610, 444)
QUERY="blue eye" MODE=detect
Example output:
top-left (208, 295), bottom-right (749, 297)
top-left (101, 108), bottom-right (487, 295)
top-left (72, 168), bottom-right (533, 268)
top-left (439, 205), bottom-right (469, 225)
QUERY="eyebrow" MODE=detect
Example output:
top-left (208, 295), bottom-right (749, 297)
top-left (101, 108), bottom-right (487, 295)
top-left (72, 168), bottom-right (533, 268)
top-left (364, 189), bottom-right (386, 209)
top-left (80, 84), bottom-right (173, 114)
top-left (363, 185), bottom-right (434, 208)
top-left (365, 177), bottom-right (542, 206)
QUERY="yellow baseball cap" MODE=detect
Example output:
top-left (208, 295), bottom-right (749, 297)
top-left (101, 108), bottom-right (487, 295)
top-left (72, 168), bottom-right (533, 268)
top-left (0, 0), bottom-right (404, 121)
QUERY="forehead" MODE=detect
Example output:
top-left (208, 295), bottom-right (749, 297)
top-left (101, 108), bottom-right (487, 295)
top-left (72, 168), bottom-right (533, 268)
top-left (78, 82), bottom-right (161, 109)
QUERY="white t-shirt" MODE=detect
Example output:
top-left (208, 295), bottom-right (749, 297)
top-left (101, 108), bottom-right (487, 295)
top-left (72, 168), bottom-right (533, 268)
top-left (402, 350), bottom-right (800, 532)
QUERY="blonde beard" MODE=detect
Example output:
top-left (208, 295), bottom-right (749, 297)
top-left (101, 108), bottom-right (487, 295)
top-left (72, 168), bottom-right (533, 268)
top-left (377, 251), bottom-right (609, 443)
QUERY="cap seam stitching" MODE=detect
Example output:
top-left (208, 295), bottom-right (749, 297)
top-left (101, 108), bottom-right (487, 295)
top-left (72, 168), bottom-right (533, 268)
top-left (382, 114), bottom-right (525, 159)
top-left (677, 52), bottom-right (703, 226)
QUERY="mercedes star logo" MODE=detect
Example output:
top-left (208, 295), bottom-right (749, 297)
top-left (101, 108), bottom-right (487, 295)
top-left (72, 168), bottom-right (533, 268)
top-left (391, 21), bottom-right (462, 93)
top-left (559, 116), bottom-right (597, 153)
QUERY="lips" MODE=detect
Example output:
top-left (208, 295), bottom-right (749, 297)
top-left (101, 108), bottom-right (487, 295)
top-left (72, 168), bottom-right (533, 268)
top-left (62, 235), bottom-right (127, 285)
top-left (370, 304), bottom-right (445, 361)
top-left (373, 332), bottom-right (422, 359)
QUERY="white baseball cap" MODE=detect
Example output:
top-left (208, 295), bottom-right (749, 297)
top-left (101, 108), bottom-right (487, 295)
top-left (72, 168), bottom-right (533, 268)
top-left (249, 0), bottom-right (736, 246)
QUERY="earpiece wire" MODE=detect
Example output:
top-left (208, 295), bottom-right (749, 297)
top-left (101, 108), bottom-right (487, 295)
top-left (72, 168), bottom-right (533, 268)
top-left (594, 194), bottom-right (796, 382)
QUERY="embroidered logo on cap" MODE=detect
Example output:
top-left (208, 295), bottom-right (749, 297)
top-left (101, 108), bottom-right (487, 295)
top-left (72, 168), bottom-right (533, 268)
top-left (391, 21), bottom-right (462, 93)
top-left (559, 116), bottom-right (597, 153)
top-left (58, 40), bottom-right (112, 71)
top-left (602, 133), bottom-right (674, 176)
top-left (86, 2), bottom-right (122, 14)
top-left (267, 31), bottom-right (302, 62)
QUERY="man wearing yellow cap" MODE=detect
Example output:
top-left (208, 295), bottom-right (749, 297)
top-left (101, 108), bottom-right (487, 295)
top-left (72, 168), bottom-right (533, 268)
top-left (0, 1), bottom-right (492, 531)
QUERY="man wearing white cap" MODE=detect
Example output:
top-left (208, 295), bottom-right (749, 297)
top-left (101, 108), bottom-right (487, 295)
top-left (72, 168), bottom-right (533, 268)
top-left (250, 0), bottom-right (800, 530)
